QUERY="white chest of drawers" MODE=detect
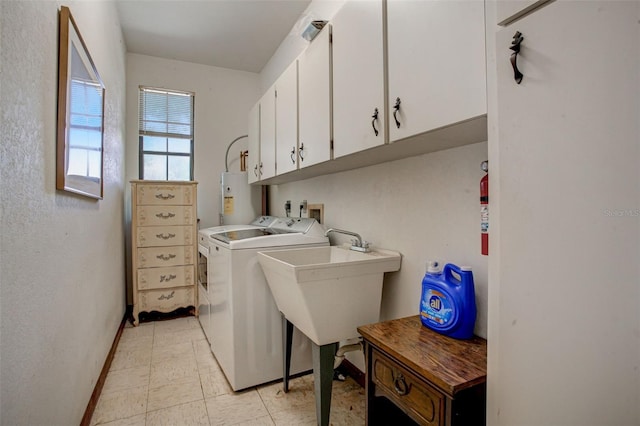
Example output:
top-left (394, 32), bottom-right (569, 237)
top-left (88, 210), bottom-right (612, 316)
top-left (131, 180), bottom-right (198, 325)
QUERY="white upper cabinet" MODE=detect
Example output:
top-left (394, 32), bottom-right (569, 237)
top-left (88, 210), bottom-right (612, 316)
top-left (259, 85), bottom-right (276, 180)
top-left (275, 61), bottom-right (299, 175)
top-left (247, 102), bottom-right (260, 184)
top-left (332, 0), bottom-right (385, 158)
top-left (298, 25), bottom-right (332, 168)
top-left (386, 0), bottom-right (486, 143)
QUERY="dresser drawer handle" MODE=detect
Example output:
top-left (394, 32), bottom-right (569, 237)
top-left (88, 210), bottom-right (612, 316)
top-left (160, 274), bottom-right (177, 282)
top-left (155, 212), bottom-right (176, 219)
top-left (158, 290), bottom-right (175, 300)
top-left (394, 373), bottom-right (411, 396)
top-left (155, 193), bottom-right (175, 200)
top-left (156, 233), bottom-right (176, 240)
top-left (156, 254), bottom-right (176, 261)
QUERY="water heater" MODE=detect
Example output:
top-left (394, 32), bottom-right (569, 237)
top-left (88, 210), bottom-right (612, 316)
top-left (220, 172), bottom-right (260, 225)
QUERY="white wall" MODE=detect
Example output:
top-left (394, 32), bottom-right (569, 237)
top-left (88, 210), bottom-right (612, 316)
top-left (0, 1), bottom-right (127, 424)
top-left (270, 142), bottom-right (489, 341)
top-left (124, 54), bottom-right (260, 301)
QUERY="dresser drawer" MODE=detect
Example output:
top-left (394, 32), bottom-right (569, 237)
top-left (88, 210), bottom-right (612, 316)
top-left (372, 349), bottom-right (444, 425)
top-left (136, 184), bottom-right (195, 205)
top-left (136, 205), bottom-right (196, 227)
top-left (137, 246), bottom-right (194, 268)
top-left (137, 265), bottom-right (194, 290)
top-left (136, 225), bottom-right (193, 248)
top-left (138, 286), bottom-right (196, 314)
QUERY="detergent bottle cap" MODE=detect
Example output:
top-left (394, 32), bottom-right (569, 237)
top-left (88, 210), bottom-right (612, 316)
top-left (426, 261), bottom-right (442, 274)
top-left (461, 266), bottom-right (472, 272)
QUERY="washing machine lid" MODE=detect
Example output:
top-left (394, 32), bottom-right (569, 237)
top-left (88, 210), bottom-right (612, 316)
top-left (210, 227), bottom-right (293, 244)
top-left (209, 217), bottom-right (329, 249)
top-left (198, 216), bottom-right (278, 239)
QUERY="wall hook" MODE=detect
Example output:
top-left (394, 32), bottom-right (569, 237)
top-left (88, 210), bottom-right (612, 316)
top-left (510, 31), bottom-right (524, 84)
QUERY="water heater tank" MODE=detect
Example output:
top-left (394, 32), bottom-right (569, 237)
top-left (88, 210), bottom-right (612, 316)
top-left (220, 172), bottom-right (260, 225)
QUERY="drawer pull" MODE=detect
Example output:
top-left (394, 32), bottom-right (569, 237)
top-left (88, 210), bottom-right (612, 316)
top-left (159, 274), bottom-right (177, 282)
top-left (156, 254), bottom-right (177, 261)
top-left (393, 373), bottom-right (411, 396)
top-left (155, 233), bottom-right (176, 240)
top-left (155, 193), bottom-right (175, 200)
top-left (155, 212), bottom-right (176, 219)
top-left (158, 291), bottom-right (175, 300)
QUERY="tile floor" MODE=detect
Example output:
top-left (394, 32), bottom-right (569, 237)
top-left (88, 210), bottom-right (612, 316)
top-left (90, 316), bottom-right (366, 425)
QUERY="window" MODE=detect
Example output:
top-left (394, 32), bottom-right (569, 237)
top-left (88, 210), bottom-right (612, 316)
top-left (138, 87), bottom-right (194, 180)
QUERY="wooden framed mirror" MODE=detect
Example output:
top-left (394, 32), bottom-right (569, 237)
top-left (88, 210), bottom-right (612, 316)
top-left (56, 6), bottom-right (105, 199)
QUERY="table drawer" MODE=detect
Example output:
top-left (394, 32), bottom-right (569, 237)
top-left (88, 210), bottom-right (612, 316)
top-left (136, 184), bottom-right (195, 205)
top-left (136, 205), bottom-right (196, 227)
top-left (372, 349), bottom-right (444, 425)
top-left (137, 265), bottom-right (194, 290)
top-left (137, 246), bottom-right (194, 268)
top-left (136, 225), bottom-right (193, 248)
top-left (138, 286), bottom-right (196, 314)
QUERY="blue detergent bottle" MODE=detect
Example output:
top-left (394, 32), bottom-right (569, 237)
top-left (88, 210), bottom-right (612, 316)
top-left (419, 261), bottom-right (477, 339)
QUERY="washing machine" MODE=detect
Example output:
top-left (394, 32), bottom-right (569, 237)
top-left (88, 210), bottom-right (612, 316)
top-left (197, 216), bottom-right (278, 344)
top-left (208, 217), bottom-right (329, 391)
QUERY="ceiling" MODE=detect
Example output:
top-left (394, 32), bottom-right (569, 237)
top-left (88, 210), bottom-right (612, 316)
top-left (115, 0), bottom-right (313, 73)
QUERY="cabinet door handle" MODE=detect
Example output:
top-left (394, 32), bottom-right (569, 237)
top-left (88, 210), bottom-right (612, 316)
top-left (254, 164), bottom-right (258, 177)
top-left (259, 162), bottom-right (263, 176)
top-left (393, 98), bottom-right (401, 128)
top-left (298, 143), bottom-right (305, 162)
top-left (393, 372), bottom-right (411, 396)
top-left (510, 31), bottom-right (524, 84)
top-left (290, 147), bottom-right (296, 164)
top-left (371, 108), bottom-right (379, 136)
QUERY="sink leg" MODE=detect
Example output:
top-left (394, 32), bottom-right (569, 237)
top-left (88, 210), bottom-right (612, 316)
top-left (312, 342), bottom-right (337, 426)
top-left (282, 314), bottom-right (294, 393)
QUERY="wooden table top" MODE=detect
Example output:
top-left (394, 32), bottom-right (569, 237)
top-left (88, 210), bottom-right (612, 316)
top-left (358, 315), bottom-right (487, 397)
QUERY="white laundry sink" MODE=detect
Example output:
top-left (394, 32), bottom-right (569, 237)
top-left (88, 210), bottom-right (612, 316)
top-left (257, 245), bottom-right (401, 346)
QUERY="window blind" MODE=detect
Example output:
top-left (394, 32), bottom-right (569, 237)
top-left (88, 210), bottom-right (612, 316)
top-left (138, 87), bottom-right (194, 138)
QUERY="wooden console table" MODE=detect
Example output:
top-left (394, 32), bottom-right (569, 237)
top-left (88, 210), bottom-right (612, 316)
top-left (358, 316), bottom-right (487, 426)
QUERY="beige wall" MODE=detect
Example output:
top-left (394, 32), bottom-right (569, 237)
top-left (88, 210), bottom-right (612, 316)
top-left (0, 1), bottom-right (127, 424)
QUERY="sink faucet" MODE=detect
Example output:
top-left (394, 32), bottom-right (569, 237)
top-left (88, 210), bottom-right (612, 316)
top-left (324, 228), bottom-right (371, 252)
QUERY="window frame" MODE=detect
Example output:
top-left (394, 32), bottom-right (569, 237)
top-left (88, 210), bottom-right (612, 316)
top-left (138, 86), bottom-right (195, 181)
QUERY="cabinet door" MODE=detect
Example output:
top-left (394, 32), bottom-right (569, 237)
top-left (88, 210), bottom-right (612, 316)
top-left (276, 61), bottom-right (299, 175)
top-left (298, 25), bottom-right (332, 168)
top-left (332, 0), bottom-right (385, 158)
top-left (495, 2), bottom-right (639, 424)
top-left (259, 86), bottom-right (276, 179)
top-left (247, 102), bottom-right (260, 184)
top-left (387, 0), bottom-right (486, 143)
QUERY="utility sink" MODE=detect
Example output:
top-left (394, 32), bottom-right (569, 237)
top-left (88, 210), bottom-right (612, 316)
top-left (258, 245), bottom-right (402, 346)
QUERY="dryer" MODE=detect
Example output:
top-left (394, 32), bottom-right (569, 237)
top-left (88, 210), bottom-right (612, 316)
top-left (208, 217), bottom-right (328, 391)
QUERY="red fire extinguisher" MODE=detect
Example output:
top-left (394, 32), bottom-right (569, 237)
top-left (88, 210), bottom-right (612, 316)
top-left (480, 161), bottom-right (489, 256)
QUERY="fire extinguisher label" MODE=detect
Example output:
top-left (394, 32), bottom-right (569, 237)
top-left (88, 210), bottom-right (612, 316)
top-left (481, 205), bottom-right (489, 232)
